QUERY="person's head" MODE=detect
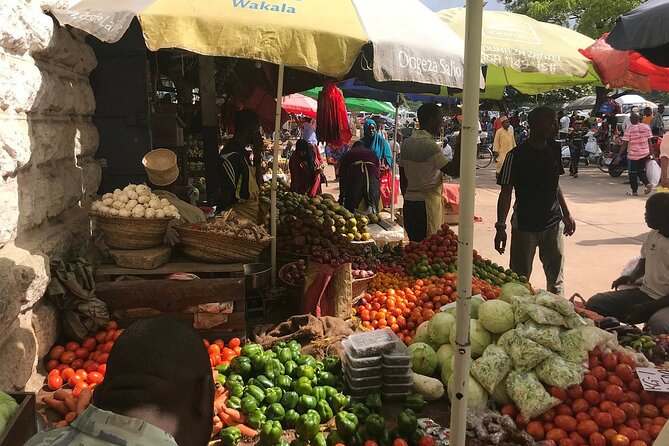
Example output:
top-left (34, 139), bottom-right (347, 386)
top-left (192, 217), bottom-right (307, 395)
top-left (500, 116), bottom-right (510, 130)
top-left (93, 317), bottom-right (214, 446)
top-left (644, 107), bottom-right (652, 116)
top-left (630, 113), bottom-right (641, 125)
top-left (234, 109), bottom-right (260, 144)
top-left (364, 119), bottom-right (377, 138)
top-left (659, 105), bottom-right (665, 114)
top-left (527, 106), bottom-right (559, 141)
top-left (304, 117), bottom-right (312, 124)
top-left (352, 140), bottom-right (365, 150)
top-left (417, 103), bottom-right (443, 135)
top-left (645, 192), bottom-right (669, 234)
top-left (296, 139), bottom-right (310, 158)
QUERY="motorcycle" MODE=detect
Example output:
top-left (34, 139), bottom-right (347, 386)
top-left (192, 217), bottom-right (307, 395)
top-left (603, 135), bottom-right (662, 177)
top-left (560, 142), bottom-right (607, 172)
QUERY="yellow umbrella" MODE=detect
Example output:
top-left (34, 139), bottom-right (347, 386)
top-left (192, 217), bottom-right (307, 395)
top-left (438, 8), bottom-right (602, 99)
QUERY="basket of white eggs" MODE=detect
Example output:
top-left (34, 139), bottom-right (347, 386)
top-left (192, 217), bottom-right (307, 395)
top-left (90, 184), bottom-right (181, 250)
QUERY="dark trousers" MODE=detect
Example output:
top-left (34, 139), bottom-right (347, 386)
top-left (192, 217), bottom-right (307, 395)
top-left (586, 287), bottom-right (669, 335)
top-left (628, 158), bottom-right (650, 193)
top-left (403, 201), bottom-right (427, 242)
top-left (570, 148), bottom-right (581, 175)
top-left (344, 176), bottom-right (380, 214)
top-left (510, 223), bottom-right (564, 295)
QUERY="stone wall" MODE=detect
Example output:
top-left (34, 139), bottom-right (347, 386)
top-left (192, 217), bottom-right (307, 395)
top-left (0, 0), bottom-right (100, 390)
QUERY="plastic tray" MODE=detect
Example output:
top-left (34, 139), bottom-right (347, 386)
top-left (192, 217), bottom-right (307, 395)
top-left (382, 362), bottom-right (411, 376)
top-left (344, 359), bottom-right (382, 379)
top-left (345, 368), bottom-right (383, 388)
top-left (346, 328), bottom-right (396, 357)
top-left (383, 381), bottom-right (413, 394)
top-left (382, 370), bottom-right (412, 385)
top-left (382, 389), bottom-right (412, 401)
top-left (342, 340), bottom-right (383, 368)
top-left (344, 375), bottom-right (382, 395)
top-left (382, 337), bottom-right (412, 366)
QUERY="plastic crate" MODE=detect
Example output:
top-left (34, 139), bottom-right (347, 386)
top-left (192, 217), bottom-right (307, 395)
top-left (0, 392), bottom-right (36, 446)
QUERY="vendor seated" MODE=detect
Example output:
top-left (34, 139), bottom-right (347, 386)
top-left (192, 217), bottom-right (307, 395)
top-left (586, 193), bottom-right (669, 334)
top-left (25, 316), bottom-right (215, 446)
top-left (143, 149), bottom-right (206, 246)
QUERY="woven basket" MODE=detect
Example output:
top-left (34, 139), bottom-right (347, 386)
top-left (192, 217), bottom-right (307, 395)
top-left (176, 225), bottom-right (270, 263)
top-left (91, 213), bottom-right (171, 250)
top-left (278, 263), bottom-right (302, 289)
top-left (352, 274), bottom-right (375, 298)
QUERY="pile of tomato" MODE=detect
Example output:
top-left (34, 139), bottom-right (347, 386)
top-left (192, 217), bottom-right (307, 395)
top-left (403, 224), bottom-right (459, 267)
top-left (203, 337), bottom-right (242, 368)
top-left (506, 347), bottom-right (668, 446)
top-left (45, 321), bottom-right (121, 396)
top-left (368, 272), bottom-right (414, 293)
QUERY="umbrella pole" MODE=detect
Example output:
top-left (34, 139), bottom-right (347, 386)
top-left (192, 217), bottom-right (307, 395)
top-left (271, 64), bottom-right (285, 285)
top-left (390, 94), bottom-right (400, 219)
top-left (450, 0), bottom-right (484, 444)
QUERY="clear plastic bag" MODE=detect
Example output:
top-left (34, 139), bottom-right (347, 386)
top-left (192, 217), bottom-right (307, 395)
top-left (560, 326), bottom-right (615, 364)
top-left (503, 330), bottom-right (553, 371)
top-left (515, 322), bottom-right (563, 351)
top-left (525, 303), bottom-right (566, 326)
top-left (535, 354), bottom-right (586, 389)
top-left (506, 370), bottom-right (560, 419)
top-left (471, 345), bottom-right (512, 394)
top-left (535, 291), bottom-right (578, 318)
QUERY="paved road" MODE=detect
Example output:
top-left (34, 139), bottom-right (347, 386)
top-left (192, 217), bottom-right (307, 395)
top-left (321, 161), bottom-right (650, 300)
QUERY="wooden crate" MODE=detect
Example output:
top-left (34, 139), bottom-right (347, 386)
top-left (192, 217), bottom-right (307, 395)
top-left (95, 260), bottom-right (245, 281)
top-left (0, 392), bottom-right (36, 446)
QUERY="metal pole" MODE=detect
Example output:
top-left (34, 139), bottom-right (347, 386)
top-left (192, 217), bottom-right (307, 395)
top-left (390, 94), bottom-right (400, 219)
top-left (271, 65), bottom-right (285, 285)
top-left (450, 0), bottom-right (483, 445)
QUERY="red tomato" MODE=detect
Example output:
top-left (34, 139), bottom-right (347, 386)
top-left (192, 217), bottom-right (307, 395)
top-left (104, 330), bottom-right (116, 343)
top-left (112, 329), bottom-right (123, 341)
top-left (49, 345), bottom-right (65, 360)
top-left (68, 374), bottom-right (83, 387)
top-left (526, 421), bottom-right (545, 440)
top-left (591, 366), bottom-right (607, 380)
top-left (554, 415), bottom-right (578, 433)
top-left (594, 411), bottom-right (614, 429)
top-left (602, 353), bottom-right (618, 371)
top-left (630, 441), bottom-right (648, 446)
top-left (75, 369), bottom-right (88, 381)
top-left (641, 404), bottom-right (660, 419)
top-left (620, 402), bottom-right (640, 419)
top-left (103, 341), bottom-right (114, 354)
top-left (46, 359), bottom-right (59, 372)
top-left (584, 390), bottom-right (601, 407)
top-left (571, 398), bottom-right (589, 414)
top-left (617, 427), bottom-right (639, 442)
top-left (556, 404), bottom-right (574, 416)
top-left (364, 441), bottom-right (378, 446)
top-left (559, 439), bottom-right (576, 446)
top-left (392, 440), bottom-right (409, 446)
top-left (605, 385), bottom-right (625, 403)
top-left (74, 347), bottom-right (89, 360)
top-left (87, 371), bottom-right (104, 384)
top-left (417, 436), bottom-right (435, 446)
top-left (609, 407), bottom-right (627, 425)
top-left (60, 351), bottom-right (76, 364)
top-left (615, 364), bottom-right (635, 383)
top-left (82, 337), bottom-right (97, 351)
top-left (65, 341), bottom-right (80, 352)
top-left (610, 434), bottom-right (630, 446)
top-left (568, 432), bottom-right (586, 445)
top-left (589, 432), bottom-right (606, 446)
top-left (107, 321), bottom-right (118, 330)
top-left (551, 387), bottom-right (568, 401)
top-left (576, 420), bottom-right (598, 438)
top-left (582, 375), bottom-right (599, 391)
top-left (72, 381), bottom-right (89, 397)
top-left (546, 428), bottom-right (568, 442)
top-left (70, 359), bottom-right (84, 371)
top-left (97, 353), bottom-right (109, 364)
top-left (500, 404), bottom-right (519, 418)
top-left (97, 364), bottom-right (107, 375)
top-left (84, 362), bottom-right (99, 374)
top-left (47, 374), bottom-right (63, 390)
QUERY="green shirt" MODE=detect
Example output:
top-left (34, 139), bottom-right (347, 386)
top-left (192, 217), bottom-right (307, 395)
top-left (25, 405), bottom-right (178, 446)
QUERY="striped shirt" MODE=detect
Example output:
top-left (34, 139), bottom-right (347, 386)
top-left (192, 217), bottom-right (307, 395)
top-left (622, 123), bottom-right (652, 160)
top-left (399, 130), bottom-right (449, 202)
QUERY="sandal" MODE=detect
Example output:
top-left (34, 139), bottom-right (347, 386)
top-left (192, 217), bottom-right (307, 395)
top-left (627, 191), bottom-right (638, 196)
top-left (644, 184), bottom-right (653, 195)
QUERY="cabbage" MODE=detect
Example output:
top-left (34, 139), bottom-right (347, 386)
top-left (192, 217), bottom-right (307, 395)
top-left (413, 321), bottom-right (431, 344)
top-left (471, 295), bottom-right (484, 318)
top-left (449, 319), bottom-right (492, 357)
top-left (428, 312), bottom-right (456, 345)
top-left (447, 373), bottom-right (488, 408)
top-left (478, 300), bottom-right (516, 334)
top-left (0, 392), bottom-right (18, 435)
top-left (408, 342), bottom-right (438, 376)
top-left (436, 344), bottom-right (455, 372)
top-left (499, 282), bottom-right (532, 302)
top-left (441, 356), bottom-right (454, 385)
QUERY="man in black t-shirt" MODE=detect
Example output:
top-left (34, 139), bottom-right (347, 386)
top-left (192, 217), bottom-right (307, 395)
top-left (567, 120), bottom-right (585, 177)
top-left (495, 107), bottom-right (577, 295)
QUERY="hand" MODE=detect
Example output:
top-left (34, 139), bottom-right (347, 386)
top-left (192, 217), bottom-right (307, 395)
top-left (626, 303), bottom-right (657, 324)
top-left (611, 275), bottom-right (631, 290)
top-left (494, 228), bottom-right (507, 254)
top-left (612, 156), bottom-right (620, 166)
top-left (562, 214), bottom-right (576, 236)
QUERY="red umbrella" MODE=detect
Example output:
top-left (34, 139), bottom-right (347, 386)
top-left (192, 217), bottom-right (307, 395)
top-left (580, 35), bottom-right (669, 92)
top-left (244, 87), bottom-right (290, 131)
top-left (282, 94), bottom-right (318, 119)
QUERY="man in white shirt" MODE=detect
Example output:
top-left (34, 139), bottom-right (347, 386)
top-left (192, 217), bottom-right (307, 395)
top-left (622, 106), bottom-right (639, 133)
top-left (586, 193), bottom-right (669, 334)
top-left (559, 111), bottom-right (570, 140)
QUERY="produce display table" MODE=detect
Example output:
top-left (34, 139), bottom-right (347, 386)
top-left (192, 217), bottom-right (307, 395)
top-left (95, 259), bottom-right (246, 340)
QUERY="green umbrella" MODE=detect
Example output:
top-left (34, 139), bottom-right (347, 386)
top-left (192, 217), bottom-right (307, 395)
top-left (302, 88), bottom-right (396, 115)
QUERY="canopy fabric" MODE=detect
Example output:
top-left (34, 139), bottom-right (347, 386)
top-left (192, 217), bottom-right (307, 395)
top-left (580, 35), bottom-right (669, 93)
top-left (606, 0), bottom-right (669, 68)
top-left (50, 0), bottom-right (470, 88)
top-left (344, 98), bottom-right (396, 115)
top-left (282, 94), bottom-right (317, 118)
top-left (437, 8), bottom-right (601, 99)
top-left (565, 96), bottom-right (596, 111)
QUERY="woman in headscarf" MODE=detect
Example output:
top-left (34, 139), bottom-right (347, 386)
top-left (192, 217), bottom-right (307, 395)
top-left (338, 141), bottom-right (381, 214)
top-left (361, 119), bottom-right (393, 168)
top-left (289, 139), bottom-right (322, 197)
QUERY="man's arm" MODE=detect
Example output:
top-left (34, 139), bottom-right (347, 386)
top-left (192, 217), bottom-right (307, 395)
top-left (399, 167), bottom-right (408, 196)
top-left (557, 186), bottom-right (576, 236)
top-left (612, 258), bottom-right (646, 290)
top-left (440, 139), bottom-right (461, 177)
top-left (661, 156), bottom-right (668, 188)
top-left (494, 185), bottom-right (513, 254)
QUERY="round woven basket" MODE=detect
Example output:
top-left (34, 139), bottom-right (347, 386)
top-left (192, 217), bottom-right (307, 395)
top-left (91, 213), bottom-right (172, 250)
top-left (352, 274), bottom-right (375, 298)
top-left (176, 225), bottom-right (271, 263)
top-left (279, 262), bottom-right (303, 288)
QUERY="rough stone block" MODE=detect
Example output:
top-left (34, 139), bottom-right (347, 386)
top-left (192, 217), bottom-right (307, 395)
top-left (110, 245), bottom-right (173, 270)
top-left (27, 120), bottom-right (74, 166)
top-left (74, 121), bottom-right (99, 158)
top-left (0, 56), bottom-right (42, 113)
top-left (31, 299), bottom-right (59, 359)
top-left (0, 317), bottom-right (37, 391)
top-left (0, 177), bottom-right (19, 248)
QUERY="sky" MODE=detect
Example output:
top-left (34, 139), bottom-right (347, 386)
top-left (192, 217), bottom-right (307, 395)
top-left (420, 0), bottom-right (506, 12)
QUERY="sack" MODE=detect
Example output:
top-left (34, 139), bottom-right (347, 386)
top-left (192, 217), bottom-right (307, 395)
top-left (470, 345), bottom-right (512, 394)
top-left (379, 169), bottom-right (397, 208)
top-left (535, 354), bottom-right (586, 389)
top-left (647, 159), bottom-right (661, 187)
top-left (506, 371), bottom-right (560, 419)
top-left (301, 260), bottom-right (352, 319)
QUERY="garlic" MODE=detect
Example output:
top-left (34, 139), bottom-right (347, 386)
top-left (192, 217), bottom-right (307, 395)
top-left (136, 185), bottom-right (150, 196)
top-left (102, 198), bottom-right (113, 206)
top-left (134, 204), bottom-right (145, 213)
top-left (102, 193), bottom-right (113, 200)
top-left (168, 205), bottom-right (178, 213)
top-left (149, 199), bottom-right (162, 210)
top-left (91, 201), bottom-right (102, 212)
top-left (123, 184), bottom-right (137, 192)
top-left (127, 190), bottom-right (138, 201)
top-left (109, 208), bottom-right (120, 216)
top-left (145, 208), bottom-right (156, 218)
top-left (160, 198), bottom-right (170, 207)
top-left (132, 212), bottom-right (143, 218)
top-left (99, 206), bottom-right (111, 214)
top-left (164, 209), bottom-right (174, 218)
top-left (125, 200), bottom-right (138, 210)
top-left (113, 188), bottom-right (122, 197)
top-left (112, 201), bottom-right (125, 210)
top-left (132, 207), bottom-right (145, 217)
top-left (155, 209), bottom-right (166, 218)
top-left (118, 193), bottom-right (129, 203)
top-left (118, 208), bottom-right (131, 218)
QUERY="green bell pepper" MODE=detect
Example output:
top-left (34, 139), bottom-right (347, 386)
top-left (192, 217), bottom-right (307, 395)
top-left (271, 344), bottom-right (283, 355)
top-left (256, 374), bottom-right (274, 390)
top-left (276, 341), bottom-right (287, 349)
top-left (216, 363), bottom-right (230, 374)
top-left (306, 409), bottom-right (321, 423)
top-left (350, 431), bottom-right (365, 446)
top-left (280, 391), bottom-right (299, 410)
top-left (278, 347), bottom-right (293, 363)
top-left (316, 399), bottom-right (334, 422)
top-left (365, 393), bottom-right (382, 413)
top-left (278, 440), bottom-right (290, 446)
top-left (296, 365), bottom-right (315, 380)
top-left (287, 340), bottom-right (301, 355)
top-left (397, 409), bottom-right (417, 436)
top-left (291, 438), bottom-right (308, 446)
top-left (326, 430), bottom-right (345, 446)
top-left (264, 350), bottom-right (277, 359)
top-left (312, 386), bottom-right (327, 402)
top-left (220, 426), bottom-right (241, 446)
top-left (228, 383), bottom-right (245, 399)
top-left (241, 396), bottom-right (258, 414)
top-left (317, 372), bottom-right (336, 387)
top-left (265, 358), bottom-right (286, 380)
top-left (267, 403), bottom-right (286, 421)
top-left (230, 356), bottom-right (252, 377)
top-left (265, 387), bottom-right (283, 405)
top-left (322, 356), bottom-right (342, 374)
top-left (247, 409), bottom-right (267, 429)
top-left (217, 374), bottom-right (227, 386)
top-left (296, 411), bottom-right (321, 441)
top-left (251, 353), bottom-right (269, 373)
top-left (294, 377), bottom-right (313, 395)
top-left (331, 393), bottom-right (350, 413)
top-left (284, 409), bottom-right (300, 428)
top-left (227, 396), bottom-right (242, 410)
top-left (335, 411), bottom-right (359, 438)
top-left (297, 394), bottom-right (318, 412)
top-left (242, 343), bottom-right (264, 358)
top-left (365, 414), bottom-right (386, 438)
top-left (312, 432), bottom-right (327, 446)
top-left (323, 386), bottom-right (338, 401)
top-left (297, 355), bottom-right (316, 366)
top-left (379, 429), bottom-right (394, 446)
top-left (409, 429), bottom-right (426, 446)
top-left (312, 361), bottom-right (324, 373)
top-left (246, 384), bottom-right (266, 403)
top-left (405, 393), bottom-right (426, 412)
top-left (259, 420), bottom-right (283, 445)
top-left (225, 374), bottom-right (244, 388)
top-left (276, 375), bottom-right (293, 390)
top-left (284, 360), bottom-right (298, 377)
top-left (350, 402), bottom-right (371, 422)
